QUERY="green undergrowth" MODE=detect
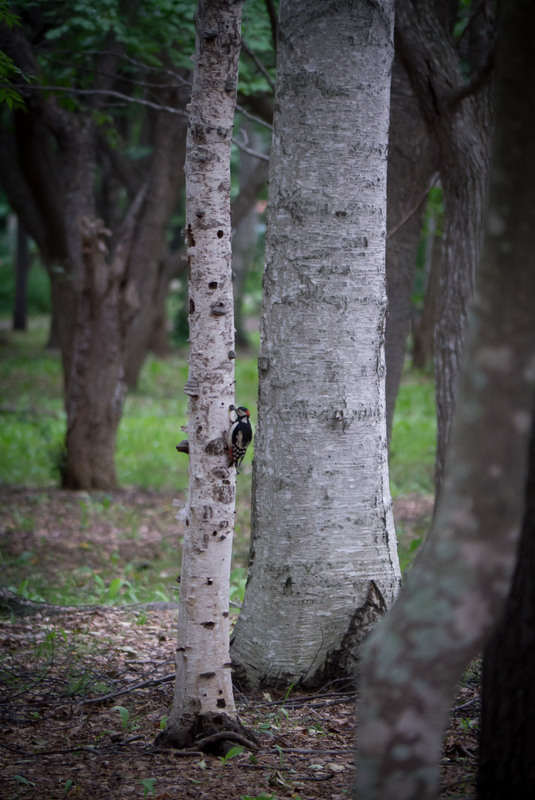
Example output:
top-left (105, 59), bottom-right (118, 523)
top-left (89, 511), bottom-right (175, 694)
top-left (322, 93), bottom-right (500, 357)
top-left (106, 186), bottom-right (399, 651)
top-left (390, 365), bottom-right (436, 497)
top-left (1, 317), bottom-right (435, 606)
top-left (1, 320), bottom-right (433, 494)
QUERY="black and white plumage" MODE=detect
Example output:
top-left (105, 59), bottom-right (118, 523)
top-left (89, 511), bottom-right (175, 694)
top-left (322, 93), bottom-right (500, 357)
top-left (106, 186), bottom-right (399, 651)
top-left (227, 405), bottom-right (252, 472)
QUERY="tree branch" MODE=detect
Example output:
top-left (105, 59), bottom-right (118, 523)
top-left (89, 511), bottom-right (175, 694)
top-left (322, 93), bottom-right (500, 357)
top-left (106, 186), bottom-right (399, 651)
top-left (232, 132), bottom-right (270, 162)
top-left (235, 101), bottom-right (273, 130)
top-left (4, 82), bottom-right (189, 116)
top-left (445, 35), bottom-right (497, 110)
top-left (241, 38), bottom-right (275, 91)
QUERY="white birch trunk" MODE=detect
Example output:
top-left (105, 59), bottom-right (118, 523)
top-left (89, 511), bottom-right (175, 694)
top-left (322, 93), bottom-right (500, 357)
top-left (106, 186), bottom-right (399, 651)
top-left (157, 0), bottom-right (245, 749)
top-left (231, 0), bottom-right (401, 690)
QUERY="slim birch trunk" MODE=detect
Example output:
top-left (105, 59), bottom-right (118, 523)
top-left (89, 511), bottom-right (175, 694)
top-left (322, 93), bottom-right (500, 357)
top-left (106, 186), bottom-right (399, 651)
top-left (156, 0), bottom-right (248, 750)
top-left (231, 0), bottom-right (401, 691)
top-left (356, 1), bottom-right (535, 794)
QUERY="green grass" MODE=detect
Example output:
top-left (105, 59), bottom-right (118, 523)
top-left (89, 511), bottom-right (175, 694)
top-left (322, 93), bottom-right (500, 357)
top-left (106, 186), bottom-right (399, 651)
top-left (0, 320), bottom-right (257, 490)
top-left (390, 367), bottom-right (436, 497)
top-left (1, 319), bottom-right (435, 495)
top-left (0, 318), bottom-right (436, 603)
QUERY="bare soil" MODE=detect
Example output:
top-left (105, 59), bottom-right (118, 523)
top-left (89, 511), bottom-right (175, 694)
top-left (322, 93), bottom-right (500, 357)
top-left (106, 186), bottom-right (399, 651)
top-left (0, 488), bottom-right (478, 799)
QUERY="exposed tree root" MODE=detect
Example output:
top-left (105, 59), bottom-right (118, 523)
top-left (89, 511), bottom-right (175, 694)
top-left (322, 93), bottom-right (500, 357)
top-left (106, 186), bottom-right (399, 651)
top-left (155, 711), bottom-right (259, 756)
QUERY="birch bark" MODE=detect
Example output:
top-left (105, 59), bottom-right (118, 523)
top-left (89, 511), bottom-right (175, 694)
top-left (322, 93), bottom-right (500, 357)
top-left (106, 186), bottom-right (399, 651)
top-left (156, 0), bottom-right (247, 750)
top-left (231, 0), bottom-right (400, 691)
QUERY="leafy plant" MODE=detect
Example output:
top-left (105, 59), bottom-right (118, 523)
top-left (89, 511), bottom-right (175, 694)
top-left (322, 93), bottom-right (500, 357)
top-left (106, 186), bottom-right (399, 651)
top-left (14, 775), bottom-right (36, 788)
top-left (112, 705), bottom-right (139, 731)
top-left (398, 535), bottom-right (423, 573)
top-left (229, 566), bottom-right (247, 606)
top-left (140, 777), bottom-right (157, 798)
top-left (219, 745), bottom-right (244, 765)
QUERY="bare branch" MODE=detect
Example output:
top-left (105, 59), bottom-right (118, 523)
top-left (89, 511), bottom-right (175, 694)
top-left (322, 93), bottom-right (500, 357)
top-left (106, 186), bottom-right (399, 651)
top-left (387, 173), bottom-right (439, 240)
top-left (232, 131), bottom-right (270, 162)
top-left (235, 101), bottom-right (273, 130)
top-left (241, 38), bottom-right (275, 91)
top-left (40, 53), bottom-right (192, 94)
top-left (4, 82), bottom-right (189, 116)
top-left (445, 35), bottom-right (497, 110)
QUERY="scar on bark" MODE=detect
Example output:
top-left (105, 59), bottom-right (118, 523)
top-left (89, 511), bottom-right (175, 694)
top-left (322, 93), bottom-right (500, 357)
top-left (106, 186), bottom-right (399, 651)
top-left (307, 580), bottom-right (388, 687)
top-left (185, 224), bottom-right (195, 247)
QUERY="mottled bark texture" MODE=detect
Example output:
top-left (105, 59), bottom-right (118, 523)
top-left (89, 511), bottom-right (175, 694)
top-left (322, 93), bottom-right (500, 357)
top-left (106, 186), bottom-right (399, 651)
top-left (356, 1), bottom-right (535, 796)
top-left (156, 0), bottom-right (246, 751)
top-left (230, 0), bottom-right (401, 691)
top-left (395, 0), bottom-right (494, 496)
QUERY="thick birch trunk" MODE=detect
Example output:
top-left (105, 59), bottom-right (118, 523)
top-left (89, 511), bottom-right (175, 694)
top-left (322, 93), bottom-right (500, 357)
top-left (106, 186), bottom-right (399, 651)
top-left (156, 0), bottom-right (247, 750)
top-left (231, 0), bottom-right (400, 691)
top-left (356, 1), bottom-right (535, 794)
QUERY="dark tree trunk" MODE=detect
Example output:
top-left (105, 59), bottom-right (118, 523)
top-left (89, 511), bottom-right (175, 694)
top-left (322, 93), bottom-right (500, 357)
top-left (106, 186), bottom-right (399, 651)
top-left (63, 272), bottom-right (127, 490)
top-left (13, 219), bottom-right (29, 331)
top-left (357, 0), bottom-right (535, 791)
top-left (232, 121), bottom-right (263, 348)
top-left (395, 0), bottom-right (494, 497)
top-left (478, 401), bottom-right (535, 797)
top-left (477, 4), bottom-right (535, 792)
top-left (385, 57), bottom-right (437, 440)
top-left (412, 209), bottom-right (441, 370)
top-left (123, 106), bottom-right (189, 388)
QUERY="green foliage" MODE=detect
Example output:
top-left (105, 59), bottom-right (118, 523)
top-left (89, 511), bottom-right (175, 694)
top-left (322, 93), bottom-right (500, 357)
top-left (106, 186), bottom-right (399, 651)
top-left (14, 0), bottom-right (276, 107)
top-left (0, 328), bottom-right (64, 484)
top-left (398, 535), bottom-right (423, 573)
top-left (14, 775), bottom-right (36, 788)
top-left (0, 2), bottom-right (26, 109)
top-left (63, 779), bottom-right (74, 798)
top-left (1, 623), bottom-right (113, 706)
top-left (0, 320), bottom-right (436, 606)
top-left (24, 0), bottom-right (197, 79)
top-left (112, 705), bottom-right (133, 729)
top-left (0, 321), bottom-right (433, 498)
top-left (240, 0), bottom-right (277, 97)
top-left (0, 0), bottom-right (21, 28)
top-left (229, 566), bottom-right (247, 606)
top-left (219, 745), bottom-right (244, 765)
top-left (140, 777), bottom-right (157, 798)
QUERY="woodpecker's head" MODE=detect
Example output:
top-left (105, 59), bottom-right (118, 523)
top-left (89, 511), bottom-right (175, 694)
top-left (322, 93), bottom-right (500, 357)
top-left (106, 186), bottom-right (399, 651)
top-left (229, 404), bottom-right (251, 423)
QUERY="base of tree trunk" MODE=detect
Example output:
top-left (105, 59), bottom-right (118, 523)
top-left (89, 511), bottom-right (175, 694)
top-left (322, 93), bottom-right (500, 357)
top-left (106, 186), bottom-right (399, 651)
top-left (154, 710), bottom-right (258, 756)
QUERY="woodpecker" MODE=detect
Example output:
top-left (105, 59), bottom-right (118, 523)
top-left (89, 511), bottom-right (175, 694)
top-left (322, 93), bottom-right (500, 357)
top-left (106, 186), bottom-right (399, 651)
top-left (227, 405), bottom-right (252, 472)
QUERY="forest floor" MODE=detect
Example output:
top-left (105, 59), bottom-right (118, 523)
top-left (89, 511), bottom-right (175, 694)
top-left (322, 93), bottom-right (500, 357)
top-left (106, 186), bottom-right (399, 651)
top-left (0, 488), bottom-right (479, 800)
